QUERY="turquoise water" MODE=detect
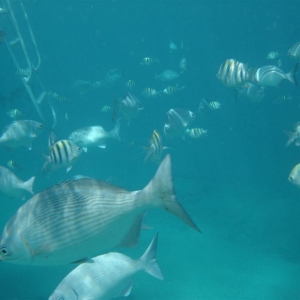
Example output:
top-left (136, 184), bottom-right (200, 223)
top-left (1, 0), bottom-right (300, 299)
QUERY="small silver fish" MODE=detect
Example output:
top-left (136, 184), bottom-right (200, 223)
top-left (169, 41), bottom-right (177, 53)
top-left (113, 93), bottom-right (143, 123)
top-left (105, 69), bottom-right (122, 83)
top-left (288, 163), bottom-right (300, 187)
top-left (251, 64), bottom-right (298, 87)
top-left (164, 108), bottom-right (196, 140)
top-left (0, 120), bottom-right (44, 150)
top-left (0, 155), bottom-right (200, 266)
top-left (237, 83), bottom-right (265, 101)
top-left (69, 123), bottom-right (121, 152)
top-left (284, 122), bottom-right (300, 147)
top-left (6, 109), bottom-right (22, 119)
top-left (101, 105), bottom-right (112, 112)
top-left (266, 51), bottom-right (279, 60)
top-left (155, 70), bottom-right (179, 82)
top-left (49, 233), bottom-right (163, 300)
top-left (0, 166), bottom-right (35, 200)
top-left (208, 101), bottom-right (221, 110)
top-left (179, 54), bottom-right (188, 72)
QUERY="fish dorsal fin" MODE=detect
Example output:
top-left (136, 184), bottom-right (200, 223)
top-left (118, 213), bottom-right (145, 248)
top-left (70, 257), bottom-right (94, 264)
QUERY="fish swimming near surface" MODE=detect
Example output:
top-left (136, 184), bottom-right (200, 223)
top-left (69, 122), bottom-right (121, 152)
top-left (0, 120), bottom-right (44, 150)
top-left (0, 166), bottom-right (35, 200)
top-left (217, 59), bottom-right (249, 88)
top-left (43, 139), bottom-right (83, 173)
top-left (288, 163), bottom-right (300, 187)
top-left (113, 93), bottom-right (143, 124)
top-left (249, 63), bottom-right (299, 87)
top-left (0, 155), bottom-right (200, 266)
top-left (48, 233), bottom-right (163, 300)
top-left (288, 42), bottom-right (300, 60)
top-left (155, 69), bottom-right (180, 82)
top-left (164, 108), bottom-right (196, 140)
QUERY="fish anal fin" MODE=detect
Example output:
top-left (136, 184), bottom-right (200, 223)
top-left (119, 280), bottom-right (133, 297)
top-left (118, 214), bottom-right (144, 248)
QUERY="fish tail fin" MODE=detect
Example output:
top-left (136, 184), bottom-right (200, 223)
top-left (23, 176), bottom-right (36, 195)
top-left (141, 146), bottom-right (153, 163)
top-left (139, 233), bottom-right (164, 280)
top-left (110, 121), bottom-right (121, 142)
top-left (143, 154), bottom-right (200, 232)
top-left (286, 63), bottom-right (299, 85)
top-left (283, 130), bottom-right (296, 147)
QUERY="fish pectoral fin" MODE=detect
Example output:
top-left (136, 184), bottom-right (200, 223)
top-left (70, 257), bottom-right (94, 264)
top-left (118, 213), bottom-right (145, 248)
top-left (98, 144), bottom-right (106, 149)
top-left (119, 280), bottom-right (134, 297)
top-left (27, 143), bottom-right (32, 150)
top-left (82, 147), bottom-right (88, 152)
top-left (66, 166), bottom-right (73, 173)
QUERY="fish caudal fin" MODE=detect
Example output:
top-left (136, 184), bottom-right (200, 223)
top-left (110, 121), bottom-right (121, 142)
top-left (286, 63), bottom-right (299, 85)
top-left (144, 154), bottom-right (200, 232)
top-left (23, 176), bottom-right (35, 195)
top-left (140, 233), bottom-right (164, 280)
top-left (283, 130), bottom-right (297, 147)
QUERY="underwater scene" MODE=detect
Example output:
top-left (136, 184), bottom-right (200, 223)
top-left (1, 0), bottom-right (300, 299)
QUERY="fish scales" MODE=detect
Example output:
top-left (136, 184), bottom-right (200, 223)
top-left (14, 181), bottom-right (138, 258)
top-left (0, 155), bottom-right (199, 266)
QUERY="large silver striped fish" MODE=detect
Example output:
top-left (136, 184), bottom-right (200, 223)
top-left (0, 155), bottom-right (199, 266)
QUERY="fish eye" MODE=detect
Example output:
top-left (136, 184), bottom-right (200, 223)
top-left (78, 147), bottom-right (82, 151)
top-left (39, 124), bottom-right (43, 128)
top-left (0, 247), bottom-right (8, 256)
top-left (289, 176), bottom-right (294, 182)
top-left (56, 297), bottom-right (64, 300)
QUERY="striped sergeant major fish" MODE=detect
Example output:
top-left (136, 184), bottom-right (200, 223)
top-left (43, 138), bottom-right (83, 173)
top-left (143, 129), bottom-right (167, 164)
top-left (0, 155), bottom-right (200, 266)
top-left (217, 59), bottom-right (249, 88)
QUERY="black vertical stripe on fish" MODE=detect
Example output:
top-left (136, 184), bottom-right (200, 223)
top-left (55, 143), bottom-right (63, 165)
top-left (52, 147), bottom-right (57, 164)
top-left (61, 140), bottom-right (70, 163)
